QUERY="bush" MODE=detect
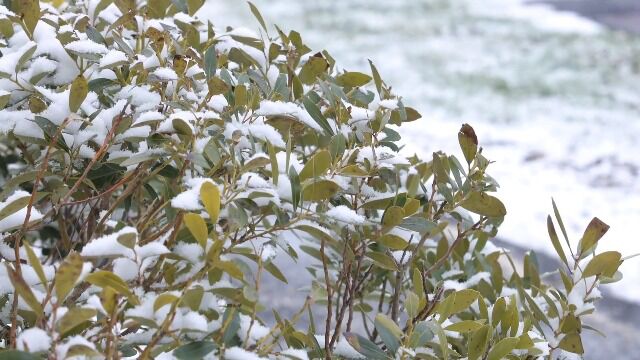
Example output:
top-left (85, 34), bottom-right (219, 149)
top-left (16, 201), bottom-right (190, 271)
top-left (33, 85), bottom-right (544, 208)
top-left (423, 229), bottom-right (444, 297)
top-left (0, 1), bottom-right (626, 359)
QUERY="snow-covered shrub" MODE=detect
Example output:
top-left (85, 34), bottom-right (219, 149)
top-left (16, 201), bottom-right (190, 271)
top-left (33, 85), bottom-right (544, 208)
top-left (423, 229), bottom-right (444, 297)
top-left (0, 1), bottom-right (627, 359)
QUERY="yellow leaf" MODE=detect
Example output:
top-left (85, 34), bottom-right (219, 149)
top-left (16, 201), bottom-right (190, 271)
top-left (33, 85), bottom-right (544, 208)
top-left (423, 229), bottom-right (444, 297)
top-left (200, 182), bottom-right (220, 224)
top-left (184, 212), bottom-right (208, 248)
top-left (55, 251), bottom-right (83, 302)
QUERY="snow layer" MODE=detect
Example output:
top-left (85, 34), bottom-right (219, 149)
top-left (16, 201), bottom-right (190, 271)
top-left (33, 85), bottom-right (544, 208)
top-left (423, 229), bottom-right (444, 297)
top-left (201, 0), bottom-right (640, 302)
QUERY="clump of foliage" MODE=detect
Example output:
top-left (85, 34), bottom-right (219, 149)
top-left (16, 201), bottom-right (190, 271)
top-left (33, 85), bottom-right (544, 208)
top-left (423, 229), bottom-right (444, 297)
top-left (0, 0), bottom-right (627, 359)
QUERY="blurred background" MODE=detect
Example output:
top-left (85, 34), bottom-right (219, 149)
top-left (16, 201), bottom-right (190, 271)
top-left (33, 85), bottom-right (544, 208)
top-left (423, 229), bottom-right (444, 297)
top-left (198, 0), bottom-right (640, 357)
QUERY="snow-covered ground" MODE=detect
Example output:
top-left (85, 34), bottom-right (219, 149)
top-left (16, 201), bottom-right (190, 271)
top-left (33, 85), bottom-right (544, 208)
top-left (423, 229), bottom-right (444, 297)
top-left (199, 0), bottom-right (640, 302)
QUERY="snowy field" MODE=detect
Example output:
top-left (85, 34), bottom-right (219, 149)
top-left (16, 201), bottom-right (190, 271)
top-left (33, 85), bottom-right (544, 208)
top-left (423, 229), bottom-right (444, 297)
top-left (199, 0), bottom-right (640, 302)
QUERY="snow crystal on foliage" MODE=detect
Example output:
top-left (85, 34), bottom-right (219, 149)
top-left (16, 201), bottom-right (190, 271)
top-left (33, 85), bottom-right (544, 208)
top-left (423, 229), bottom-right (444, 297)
top-left (224, 119), bottom-right (286, 149)
top-left (0, 191), bottom-right (43, 233)
top-left (279, 348), bottom-right (310, 360)
top-left (238, 314), bottom-right (270, 346)
top-left (225, 347), bottom-right (267, 360)
top-left (56, 335), bottom-right (97, 359)
top-left (256, 100), bottom-right (323, 132)
top-left (325, 205), bottom-right (365, 225)
top-left (81, 226), bottom-right (137, 258)
top-left (116, 85), bottom-right (161, 112)
top-left (443, 272), bottom-right (491, 291)
top-left (315, 335), bottom-right (364, 359)
top-left (100, 49), bottom-right (128, 68)
top-left (171, 178), bottom-right (218, 211)
top-left (208, 94), bottom-right (229, 113)
top-left (153, 67), bottom-right (179, 81)
top-left (16, 327), bottom-right (51, 353)
top-left (113, 258), bottom-right (138, 281)
top-left (65, 39), bottom-right (108, 54)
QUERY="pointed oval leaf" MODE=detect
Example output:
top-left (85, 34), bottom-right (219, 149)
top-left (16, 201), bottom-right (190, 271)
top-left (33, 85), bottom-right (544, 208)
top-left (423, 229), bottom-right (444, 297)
top-left (578, 217), bottom-right (609, 257)
top-left (487, 337), bottom-right (519, 360)
top-left (344, 332), bottom-right (391, 360)
top-left (468, 325), bottom-right (491, 360)
top-left (299, 150), bottom-right (331, 181)
top-left (302, 179), bottom-right (339, 202)
top-left (174, 341), bottom-right (217, 360)
top-left (458, 123), bottom-right (478, 164)
top-left (582, 251), bottom-right (622, 278)
top-left (55, 252), bottom-right (84, 302)
top-left (184, 212), bottom-right (208, 248)
top-left (460, 192), bottom-right (507, 218)
top-left (374, 314), bottom-right (402, 355)
top-left (69, 75), bottom-right (88, 113)
top-left (57, 307), bottom-right (97, 336)
top-left (200, 182), bottom-right (221, 224)
top-left (444, 320), bottom-right (485, 333)
top-left (336, 71), bottom-right (372, 87)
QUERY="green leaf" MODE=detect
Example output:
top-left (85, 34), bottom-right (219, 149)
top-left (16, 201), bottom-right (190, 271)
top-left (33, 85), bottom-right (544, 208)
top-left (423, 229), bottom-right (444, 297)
top-left (552, 198), bottom-right (571, 249)
top-left (578, 217), bottom-right (609, 257)
top-left (408, 321), bottom-right (434, 348)
top-left (207, 77), bottom-right (229, 96)
top-left (0, 350), bottom-right (40, 360)
top-left (55, 252), bottom-right (83, 302)
top-left (374, 314), bottom-right (402, 355)
top-left (344, 332), bottom-right (391, 360)
top-left (264, 262), bottom-right (288, 284)
top-left (84, 271), bottom-right (138, 304)
top-left (369, 60), bottom-right (383, 95)
top-left (69, 75), bottom-right (88, 113)
top-left (182, 286), bottom-right (205, 311)
top-left (172, 118), bottom-right (193, 137)
top-left (366, 251), bottom-right (399, 271)
top-left (547, 215), bottom-right (569, 266)
top-left (23, 242), bottom-right (47, 286)
top-left (301, 179), bottom-right (340, 201)
top-left (184, 213), bottom-right (208, 248)
top-left (0, 92), bottom-right (10, 109)
top-left (399, 216), bottom-right (436, 234)
top-left (336, 71), bottom-right (372, 87)
top-left (298, 56), bottom-right (328, 85)
top-left (582, 251), bottom-right (622, 278)
top-left (0, 193), bottom-right (31, 222)
top-left (558, 332), bottom-right (584, 354)
top-left (200, 182), bottom-right (220, 224)
top-left (14, 0), bottom-right (40, 35)
top-left (147, 0), bottom-right (170, 18)
top-left (468, 325), bottom-right (491, 360)
top-left (153, 293), bottom-right (180, 312)
top-left (6, 264), bottom-right (43, 314)
top-left (117, 232), bottom-right (137, 249)
top-left (186, 0), bottom-right (204, 16)
top-left (460, 192), bottom-right (507, 218)
top-left (303, 97), bottom-right (334, 135)
top-left (288, 166), bottom-right (301, 211)
top-left (377, 234), bottom-right (409, 250)
top-left (382, 206), bottom-right (405, 227)
top-left (405, 291), bottom-right (420, 318)
top-left (452, 289), bottom-right (481, 313)
top-left (299, 150), bottom-right (331, 181)
top-left (426, 321), bottom-right (449, 359)
top-left (247, 1), bottom-right (268, 33)
top-left (458, 123), bottom-right (478, 164)
top-left (57, 307), bottom-right (97, 336)
top-left (487, 337), bottom-right (519, 360)
top-left (444, 320), bottom-right (485, 333)
top-left (174, 341), bottom-right (216, 359)
top-left (267, 142), bottom-right (279, 185)
top-left (204, 45), bottom-right (217, 81)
